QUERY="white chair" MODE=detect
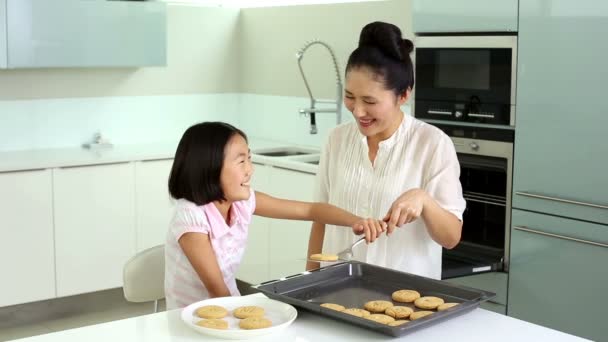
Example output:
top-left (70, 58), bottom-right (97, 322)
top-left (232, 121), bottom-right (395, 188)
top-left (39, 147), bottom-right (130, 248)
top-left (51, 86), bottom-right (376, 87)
top-left (123, 245), bottom-right (165, 312)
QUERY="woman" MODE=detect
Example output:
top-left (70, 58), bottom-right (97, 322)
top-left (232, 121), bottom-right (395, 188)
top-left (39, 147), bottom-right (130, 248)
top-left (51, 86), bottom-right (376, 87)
top-left (306, 22), bottom-right (466, 280)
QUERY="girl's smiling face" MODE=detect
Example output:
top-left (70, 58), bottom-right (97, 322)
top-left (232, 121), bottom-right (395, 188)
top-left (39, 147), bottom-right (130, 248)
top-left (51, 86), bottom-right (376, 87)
top-left (220, 134), bottom-right (253, 202)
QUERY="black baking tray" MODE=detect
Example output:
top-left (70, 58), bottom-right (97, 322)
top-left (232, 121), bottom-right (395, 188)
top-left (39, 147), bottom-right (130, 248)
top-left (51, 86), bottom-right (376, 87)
top-left (253, 261), bottom-right (495, 337)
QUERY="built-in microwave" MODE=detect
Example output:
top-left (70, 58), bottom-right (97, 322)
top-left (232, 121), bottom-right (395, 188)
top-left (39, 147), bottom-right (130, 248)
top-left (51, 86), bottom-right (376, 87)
top-left (414, 36), bottom-right (517, 126)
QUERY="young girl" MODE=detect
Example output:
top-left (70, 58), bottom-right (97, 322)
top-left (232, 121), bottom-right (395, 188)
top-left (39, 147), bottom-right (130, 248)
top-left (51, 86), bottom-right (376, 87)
top-left (165, 121), bottom-right (386, 309)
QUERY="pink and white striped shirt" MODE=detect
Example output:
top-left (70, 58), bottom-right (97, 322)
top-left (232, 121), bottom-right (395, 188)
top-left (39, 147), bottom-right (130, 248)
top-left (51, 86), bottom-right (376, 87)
top-left (164, 189), bottom-right (255, 309)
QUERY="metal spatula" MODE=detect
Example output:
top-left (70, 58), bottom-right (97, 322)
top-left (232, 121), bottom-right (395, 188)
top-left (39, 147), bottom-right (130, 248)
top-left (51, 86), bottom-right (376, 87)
top-left (307, 236), bottom-right (366, 263)
top-left (336, 236), bottom-right (366, 261)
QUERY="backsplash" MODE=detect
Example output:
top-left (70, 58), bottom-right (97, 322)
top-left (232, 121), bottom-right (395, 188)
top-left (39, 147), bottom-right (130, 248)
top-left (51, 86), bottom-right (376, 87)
top-left (0, 93), bottom-right (412, 152)
top-left (0, 94), bottom-right (240, 151)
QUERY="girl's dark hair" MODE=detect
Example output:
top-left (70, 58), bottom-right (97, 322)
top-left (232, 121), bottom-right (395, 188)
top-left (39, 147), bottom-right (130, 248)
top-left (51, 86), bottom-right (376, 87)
top-left (168, 121), bottom-right (247, 205)
top-left (346, 21), bottom-right (415, 96)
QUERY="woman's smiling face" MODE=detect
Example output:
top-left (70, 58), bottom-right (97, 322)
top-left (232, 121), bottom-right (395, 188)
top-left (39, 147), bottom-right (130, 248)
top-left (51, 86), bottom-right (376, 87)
top-left (344, 67), bottom-right (409, 141)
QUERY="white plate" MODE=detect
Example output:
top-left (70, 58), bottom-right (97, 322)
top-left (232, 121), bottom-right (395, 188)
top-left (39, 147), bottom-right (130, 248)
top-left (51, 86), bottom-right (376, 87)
top-left (181, 295), bottom-right (298, 340)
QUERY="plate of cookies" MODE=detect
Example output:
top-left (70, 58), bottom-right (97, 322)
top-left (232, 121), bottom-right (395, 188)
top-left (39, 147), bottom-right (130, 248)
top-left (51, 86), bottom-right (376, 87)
top-left (180, 294), bottom-right (298, 339)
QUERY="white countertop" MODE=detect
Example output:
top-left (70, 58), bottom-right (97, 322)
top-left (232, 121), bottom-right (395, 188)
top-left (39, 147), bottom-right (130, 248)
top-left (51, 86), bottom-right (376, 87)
top-left (0, 138), bottom-right (319, 174)
top-left (11, 301), bottom-right (587, 342)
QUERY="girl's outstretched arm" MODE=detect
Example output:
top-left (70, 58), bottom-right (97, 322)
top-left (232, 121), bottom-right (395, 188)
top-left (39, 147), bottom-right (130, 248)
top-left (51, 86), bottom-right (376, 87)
top-left (179, 232), bottom-right (231, 298)
top-left (253, 191), bottom-right (385, 242)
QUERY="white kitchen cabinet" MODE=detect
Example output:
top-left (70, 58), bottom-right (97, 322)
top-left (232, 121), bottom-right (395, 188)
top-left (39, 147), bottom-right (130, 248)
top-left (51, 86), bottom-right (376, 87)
top-left (0, 169), bottom-right (55, 307)
top-left (53, 162), bottom-right (136, 297)
top-left (237, 163), bottom-right (272, 284)
top-left (134, 159), bottom-right (174, 252)
top-left (266, 167), bottom-right (315, 279)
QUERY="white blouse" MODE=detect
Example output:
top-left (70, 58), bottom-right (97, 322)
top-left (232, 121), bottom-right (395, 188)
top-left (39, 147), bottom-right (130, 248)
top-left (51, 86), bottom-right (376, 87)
top-left (315, 115), bottom-right (466, 279)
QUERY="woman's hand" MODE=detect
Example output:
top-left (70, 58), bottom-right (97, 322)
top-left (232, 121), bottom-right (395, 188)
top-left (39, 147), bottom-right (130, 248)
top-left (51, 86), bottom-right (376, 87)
top-left (383, 189), bottom-right (428, 235)
top-left (352, 218), bottom-right (387, 243)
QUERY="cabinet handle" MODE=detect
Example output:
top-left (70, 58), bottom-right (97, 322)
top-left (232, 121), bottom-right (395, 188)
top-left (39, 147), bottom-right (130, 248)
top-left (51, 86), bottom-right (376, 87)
top-left (515, 191), bottom-right (608, 210)
top-left (513, 226), bottom-right (608, 249)
top-left (58, 161), bottom-right (130, 169)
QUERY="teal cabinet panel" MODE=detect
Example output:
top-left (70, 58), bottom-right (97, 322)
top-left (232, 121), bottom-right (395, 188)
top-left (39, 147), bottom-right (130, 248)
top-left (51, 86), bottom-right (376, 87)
top-left (480, 301), bottom-right (506, 315)
top-left (444, 272), bottom-right (508, 305)
top-left (513, 0), bottom-right (608, 225)
top-left (6, 0), bottom-right (166, 68)
top-left (0, 0), bottom-right (6, 68)
top-left (508, 209), bottom-right (608, 341)
top-left (412, 0), bottom-right (518, 33)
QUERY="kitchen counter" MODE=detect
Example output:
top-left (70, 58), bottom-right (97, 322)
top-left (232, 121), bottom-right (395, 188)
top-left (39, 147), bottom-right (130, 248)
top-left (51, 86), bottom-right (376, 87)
top-left (11, 299), bottom-right (588, 342)
top-left (0, 138), bottom-right (319, 174)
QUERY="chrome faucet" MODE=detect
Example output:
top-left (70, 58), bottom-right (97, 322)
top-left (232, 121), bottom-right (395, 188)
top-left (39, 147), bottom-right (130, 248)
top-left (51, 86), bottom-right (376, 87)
top-left (296, 40), bottom-right (343, 134)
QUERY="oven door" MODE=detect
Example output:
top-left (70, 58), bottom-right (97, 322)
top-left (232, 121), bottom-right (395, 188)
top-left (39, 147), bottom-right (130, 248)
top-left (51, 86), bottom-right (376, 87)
top-left (441, 137), bottom-right (513, 279)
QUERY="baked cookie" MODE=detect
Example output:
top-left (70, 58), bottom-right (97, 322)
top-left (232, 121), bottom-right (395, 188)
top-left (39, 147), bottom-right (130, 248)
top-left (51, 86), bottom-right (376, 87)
top-left (391, 290), bottom-right (421, 303)
top-left (309, 253), bottom-right (338, 262)
top-left (239, 317), bottom-right (272, 330)
top-left (437, 303), bottom-right (459, 311)
top-left (364, 300), bottom-right (394, 313)
top-left (388, 320), bottom-right (409, 327)
top-left (342, 308), bottom-right (371, 317)
top-left (196, 318), bottom-right (228, 330)
top-left (320, 303), bottom-right (346, 311)
top-left (365, 314), bottom-right (395, 324)
top-left (410, 311), bottom-right (434, 320)
top-left (385, 306), bottom-right (414, 319)
top-left (414, 296), bottom-right (444, 310)
top-left (233, 306), bottom-right (265, 319)
top-left (195, 305), bottom-right (228, 319)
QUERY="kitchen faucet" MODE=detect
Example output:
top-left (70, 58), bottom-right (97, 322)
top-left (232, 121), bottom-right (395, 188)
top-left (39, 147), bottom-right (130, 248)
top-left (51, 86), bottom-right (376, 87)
top-left (296, 40), bottom-right (343, 134)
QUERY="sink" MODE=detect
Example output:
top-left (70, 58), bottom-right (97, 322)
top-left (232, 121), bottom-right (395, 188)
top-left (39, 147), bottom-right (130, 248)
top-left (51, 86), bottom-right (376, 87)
top-left (253, 147), bottom-right (319, 157)
top-left (304, 160), bottom-right (320, 165)
top-left (257, 150), bottom-right (310, 157)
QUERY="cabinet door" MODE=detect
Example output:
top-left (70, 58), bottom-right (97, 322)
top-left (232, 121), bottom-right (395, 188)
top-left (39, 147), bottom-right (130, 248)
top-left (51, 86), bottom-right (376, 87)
top-left (237, 163), bottom-right (271, 284)
top-left (53, 163), bottom-right (136, 297)
top-left (0, 0), bottom-right (6, 68)
top-left (412, 0), bottom-right (518, 33)
top-left (6, 0), bottom-right (166, 68)
top-left (134, 159), bottom-right (174, 252)
top-left (513, 1), bottom-right (608, 225)
top-left (508, 209), bottom-right (608, 341)
top-left (267, 167), bottom-right (315, 279)
top-left (0, 169), bottom-right (55, 306)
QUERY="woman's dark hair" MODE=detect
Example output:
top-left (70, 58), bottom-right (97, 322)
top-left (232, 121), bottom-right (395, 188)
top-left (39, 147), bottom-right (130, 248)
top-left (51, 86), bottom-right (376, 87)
top-left (346, 21), bottom-right (415, 96)
top-left (168, 121), bottom-right (247, 205)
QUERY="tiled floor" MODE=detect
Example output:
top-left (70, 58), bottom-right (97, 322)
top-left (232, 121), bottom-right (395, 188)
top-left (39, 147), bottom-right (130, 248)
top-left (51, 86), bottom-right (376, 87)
top-left (0, 288), bottom-right (166, 341)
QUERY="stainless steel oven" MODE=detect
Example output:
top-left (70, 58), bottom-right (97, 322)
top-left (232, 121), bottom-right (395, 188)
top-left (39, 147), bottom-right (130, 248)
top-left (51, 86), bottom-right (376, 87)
top-left (414, 35), bottom-right (517, 127)
top-left (433, 124), bottom-right (514, 279)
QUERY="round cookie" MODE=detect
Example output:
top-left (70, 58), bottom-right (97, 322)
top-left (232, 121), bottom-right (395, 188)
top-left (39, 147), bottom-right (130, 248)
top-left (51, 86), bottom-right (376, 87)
top-left (342, 308), bottom-right (371, 317)
top-left (320, 303), bottom-right (346, 311)
top-left (391, 290), bottom-right (421, 303)
top-left (365, 314), bottom-right (395, 324)
top-left (239, 317), bottom-right (272, 330)
top-left (414, 296), bottom-right (445, 310)
top-left (233, 306), bottom-right (265, 319)
top-left (385, 306), bottom-right (414, 319)
top-left (196, 318), bottom-right (228, 330)
top-left (388, 320), bottom-right (409, 327)
top-left (309, 253), bottom-right (338, 262)
top-left (195, 305), bottom-right (228, 319)
top-left (437, 302), bottom-right (459, 311)
top-left (364, 300), bottom-right (393, 313)
top-left (410, 311), bottom-right (434, 320)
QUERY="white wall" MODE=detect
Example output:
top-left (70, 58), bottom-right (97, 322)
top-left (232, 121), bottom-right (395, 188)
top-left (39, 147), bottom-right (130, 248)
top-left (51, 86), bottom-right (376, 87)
top-left (0, 4), bottom-right (241, 151)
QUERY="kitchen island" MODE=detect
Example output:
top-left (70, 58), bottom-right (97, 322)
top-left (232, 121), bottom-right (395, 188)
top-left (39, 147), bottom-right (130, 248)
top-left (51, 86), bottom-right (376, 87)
top-left (12, 301), bottom-right (588, 342)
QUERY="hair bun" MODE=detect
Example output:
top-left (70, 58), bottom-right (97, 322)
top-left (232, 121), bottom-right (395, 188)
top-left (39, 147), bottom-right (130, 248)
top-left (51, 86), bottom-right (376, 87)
top-left (358, 21), bottom-right (412, 62)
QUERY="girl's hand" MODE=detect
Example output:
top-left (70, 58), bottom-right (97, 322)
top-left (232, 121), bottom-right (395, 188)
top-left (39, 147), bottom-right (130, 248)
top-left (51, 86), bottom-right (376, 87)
top-left (383, 189), bottom-right (428, 235)
top-left (352, 218), bottom-right (387, 243)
